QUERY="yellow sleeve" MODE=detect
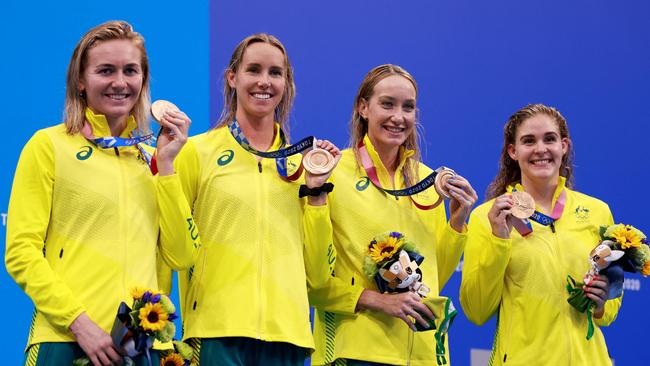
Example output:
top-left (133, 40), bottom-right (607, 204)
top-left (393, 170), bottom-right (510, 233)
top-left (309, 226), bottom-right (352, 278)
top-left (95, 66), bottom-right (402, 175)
top-left (595, 206), bottom-right (621, 327)
top-left (309, 276), bottom-right (365, 316)
top-left (303, 203), bottom-right (335, 289)
top-left (595, 295), bottom-right (622, 326)
top-left (156, 173), bottom-right (200, 270)
top-left (435, 207), bottom-right (467, 291)
top-left (174, 140), bottom-right (200, 206)
top-left (460, 208), bottom-right (512, 325)
top-left (5, 131), bottom-right (85, 331)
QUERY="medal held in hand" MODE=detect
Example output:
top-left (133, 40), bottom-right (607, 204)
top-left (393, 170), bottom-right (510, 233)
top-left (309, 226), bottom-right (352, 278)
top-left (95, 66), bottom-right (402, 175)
top-left (151, 100), bottom-right (180, 123)
top-left (510, 191), bottom-right (535, 219)
top-left (302, 148), bottom-right (335, 175)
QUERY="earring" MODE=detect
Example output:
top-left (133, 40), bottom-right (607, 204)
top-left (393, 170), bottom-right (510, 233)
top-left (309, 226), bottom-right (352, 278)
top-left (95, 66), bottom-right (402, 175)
top-left (79, 90), bottom-right (86, 98)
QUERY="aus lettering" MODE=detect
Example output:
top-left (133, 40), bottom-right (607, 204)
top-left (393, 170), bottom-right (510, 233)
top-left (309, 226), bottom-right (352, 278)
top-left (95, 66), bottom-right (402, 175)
top-left (1, 212), bottom-right (7, 227)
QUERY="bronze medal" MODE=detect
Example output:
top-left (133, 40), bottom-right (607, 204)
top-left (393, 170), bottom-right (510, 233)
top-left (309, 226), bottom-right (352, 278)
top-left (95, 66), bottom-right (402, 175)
top-left (151, 100), bottom-right (180, 123)
top-left (303, 148), bottom-right (335, 174)
top-left (434, 167), bottom-right (456, 199)
top-left (511, 191), bottom-right (535, 219)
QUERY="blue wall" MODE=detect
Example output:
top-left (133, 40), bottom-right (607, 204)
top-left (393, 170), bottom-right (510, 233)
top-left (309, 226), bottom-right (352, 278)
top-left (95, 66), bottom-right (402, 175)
top-left (3, 0), bottom-right (649, 364)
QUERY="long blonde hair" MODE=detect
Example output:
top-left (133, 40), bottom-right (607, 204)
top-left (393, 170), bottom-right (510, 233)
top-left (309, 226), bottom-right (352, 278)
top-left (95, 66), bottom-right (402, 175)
top-left (64, 20), bottom-right (150, 134)
top-left (350, 64), bottom-right (422, 185)
top-left (486, 103), bottom-right (574, 199)
top-left (215, 33), bottom-right (296, 140)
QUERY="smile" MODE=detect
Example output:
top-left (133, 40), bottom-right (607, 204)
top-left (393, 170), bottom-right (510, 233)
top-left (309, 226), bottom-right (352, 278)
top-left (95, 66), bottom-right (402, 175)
top-left (383, 126), bottom-right (405, 133)
top-left (105, 93), bottom-right (130, 100)
top-left (530, 158), bottom-right (553, 165)
top-left (252, 93), bottom-right (272, 100)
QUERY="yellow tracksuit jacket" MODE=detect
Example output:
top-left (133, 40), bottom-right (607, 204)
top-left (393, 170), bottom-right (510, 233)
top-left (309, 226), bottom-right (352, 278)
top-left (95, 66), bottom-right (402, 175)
top-left (309, 135), bottom-right (467, 366)
top-left (5, 109), bottom-right (198, 347)
top-left (174, 125), bottom-right (331, 349)
top-left (460, 177), bottom-right (620, 365)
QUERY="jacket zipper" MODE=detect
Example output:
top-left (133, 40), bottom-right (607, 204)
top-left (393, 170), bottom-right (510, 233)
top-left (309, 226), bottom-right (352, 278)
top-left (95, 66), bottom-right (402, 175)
top-left (551, 222), bottom-right (571, 365)
top-left (117, 147), bottom-right (127, 299)
top-left (257, 158), bottom-right (264, 339)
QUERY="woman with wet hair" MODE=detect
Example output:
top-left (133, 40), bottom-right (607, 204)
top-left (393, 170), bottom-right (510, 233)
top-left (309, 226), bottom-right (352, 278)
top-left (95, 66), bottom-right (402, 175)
top-left (309, 64), bottom-right (477, 366)
top-left (6, 20), bottom-right (197, 365)
top-left (460, 104), bottom-right (619, 365)
top-left (173, 33), bottom-right (340, 365)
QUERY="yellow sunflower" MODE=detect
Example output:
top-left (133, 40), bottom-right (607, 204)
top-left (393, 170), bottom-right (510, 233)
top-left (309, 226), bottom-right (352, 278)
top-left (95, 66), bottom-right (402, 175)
top-left (161, 353), bottom-right (185, 366)
top-left (368, 235), bottom-right (402, 263)
top-left (611, 225), bottom-right (643, 249)
top-left (130, 286), bottom-right (147, 300)
top-left (138, 302), bottom-right (168, 332)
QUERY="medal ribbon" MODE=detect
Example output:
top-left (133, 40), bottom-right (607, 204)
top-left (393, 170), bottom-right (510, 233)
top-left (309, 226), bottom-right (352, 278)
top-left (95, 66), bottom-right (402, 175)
top-left (510, 188), bottom-right (567, 236)
top-left (81, 122), bottom-right (153, 148)
top-left (228, 119), bottom-right (314, 181)
top-left (357, 139), bottom-right (443, 210)
top-left (81, 121), bottom-right (158, 174)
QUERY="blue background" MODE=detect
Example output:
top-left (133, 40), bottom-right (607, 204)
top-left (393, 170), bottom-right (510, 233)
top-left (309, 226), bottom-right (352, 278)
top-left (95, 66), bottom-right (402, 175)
top-left (3, 0), bottom-right (649, 364)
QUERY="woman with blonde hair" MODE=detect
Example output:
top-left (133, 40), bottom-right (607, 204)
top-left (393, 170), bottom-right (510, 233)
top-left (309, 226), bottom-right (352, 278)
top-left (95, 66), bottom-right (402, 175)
top-left (309, 64), bottom-right (477, 365)
top-left (173, 33), bottom-right (339, 365)
top-left (5, 20), bottom-right (197, 365)
top-left (460, 103), bottom-right (619, 365)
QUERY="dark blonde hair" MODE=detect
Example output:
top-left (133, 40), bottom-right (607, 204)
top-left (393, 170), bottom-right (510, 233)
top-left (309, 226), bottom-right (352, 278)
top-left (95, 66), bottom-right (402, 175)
top-left (215, 33), bottom-right (296, 139)
top-left (64, 20), bottom-right (150, 134)
top-left (350, 64), bottom-right (422, 185)
top-left (486, 103), bottom-right (574, 199)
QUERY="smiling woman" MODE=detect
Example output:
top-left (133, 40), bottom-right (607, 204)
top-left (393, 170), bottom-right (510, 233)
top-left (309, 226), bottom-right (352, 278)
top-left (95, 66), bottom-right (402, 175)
top-left (5, 20), bottom-right (198, 366)
top-left (168, 33), bottom-right (341, 366)
top-left (308, 64), bottom-right (478, 366)
top-left (79, 39), bottom-right (144, 136)
top-left (460, 104), bottom-right (620, 365)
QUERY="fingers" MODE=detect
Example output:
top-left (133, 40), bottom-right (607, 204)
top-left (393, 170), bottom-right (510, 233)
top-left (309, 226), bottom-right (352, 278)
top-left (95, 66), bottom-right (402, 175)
top-left (159, 110), bottom-right (191, 140)
top-left (447, 175), bottom-right (478, 202)
top-left (490, 194), bottom-right (514, 219)
top-left (315, 139), bottom-right (342, 162)
top-left (585, 275), bottom-right (609, 303)
top-left (398, 292), bottom-right (433, 330)
top-left (488, 194), bottom-right (514, 238)
top-left (106, 346), bottom-right (122, 365)
top-left (412, 300), bottom-right (434, 320)
top-left (90, 355), bottom-right (101, 366)
top-left (398, 313), bottom-right (418, 332)
top-left (96, 351), bottom-right (112, 366)
top-left (409, 309), bottom-right (430, 329)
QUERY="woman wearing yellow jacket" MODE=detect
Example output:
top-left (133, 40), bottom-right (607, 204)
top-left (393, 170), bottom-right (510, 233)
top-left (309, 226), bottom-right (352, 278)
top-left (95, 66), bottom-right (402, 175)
top-left (5, 21), bottom-right (198, 366)
top-left (309, 64), bottom-right (478, 366)
top-left (460, 104), bottom-right (620, 365)
top-left (173, 34), bottom-right (339, 365)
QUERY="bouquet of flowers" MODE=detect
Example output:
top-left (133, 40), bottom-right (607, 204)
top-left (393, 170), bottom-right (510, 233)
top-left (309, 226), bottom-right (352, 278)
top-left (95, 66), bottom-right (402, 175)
top-left (363, 231), bottom-right (457, 365)
top-left (159, 340), bottom-right (196, 366)
top-left (566, 224), bottom-right (649, 340)
top-left (73, 287), bottom-right (179, 366)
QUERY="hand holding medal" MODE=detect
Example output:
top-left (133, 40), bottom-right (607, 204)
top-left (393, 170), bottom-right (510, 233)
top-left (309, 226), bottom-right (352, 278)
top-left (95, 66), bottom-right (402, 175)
top-left (150, 100), bottom-right (191, 176)
top-left (303, 139), bottom-right (341, 181)
top-left (303, 139), bottom-right (342, 205)
top-left (443, 171), bottom-right (478, 232)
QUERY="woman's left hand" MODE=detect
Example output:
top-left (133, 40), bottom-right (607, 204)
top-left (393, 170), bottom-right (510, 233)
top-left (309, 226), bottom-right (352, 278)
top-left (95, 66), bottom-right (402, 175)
top-left (446, 175), bottom-right (478, 232)
top-left (156, 110), bottom-right (191, 176)
top-left (585, 274), bottom-right (609, 318)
